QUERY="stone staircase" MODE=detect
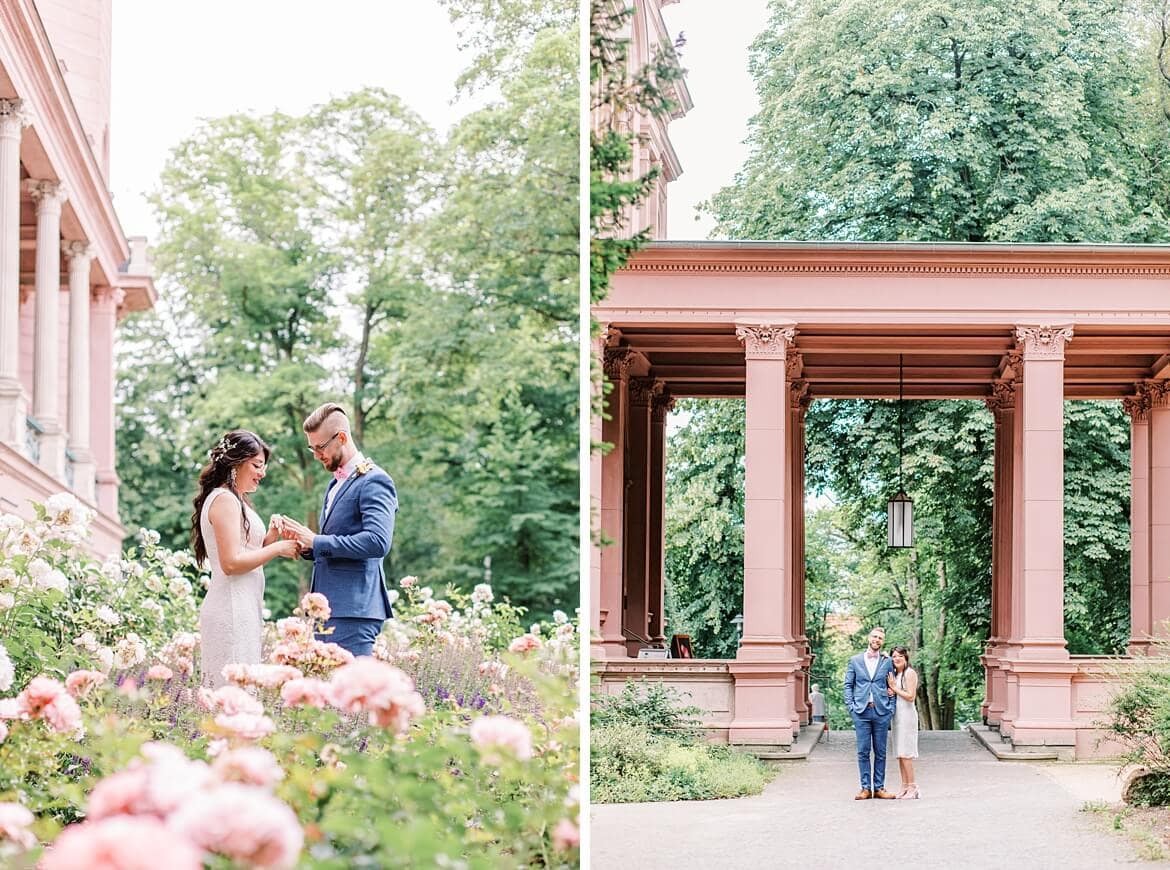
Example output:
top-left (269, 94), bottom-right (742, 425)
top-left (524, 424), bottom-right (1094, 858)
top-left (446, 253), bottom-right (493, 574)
top-left (967, 723), bottom-right (1068, 761)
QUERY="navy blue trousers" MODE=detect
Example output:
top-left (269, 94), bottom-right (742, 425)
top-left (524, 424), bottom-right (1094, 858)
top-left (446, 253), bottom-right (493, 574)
top-left (318, 617), bottom-right (384, 657)
top-left (853, 706), bottom-right (893, 790)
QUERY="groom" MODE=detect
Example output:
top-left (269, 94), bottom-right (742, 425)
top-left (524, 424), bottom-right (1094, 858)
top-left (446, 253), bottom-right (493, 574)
top-left (280, 402), bottom-right (397, 657)
top-left (843, 626), bottom-right (897, 800)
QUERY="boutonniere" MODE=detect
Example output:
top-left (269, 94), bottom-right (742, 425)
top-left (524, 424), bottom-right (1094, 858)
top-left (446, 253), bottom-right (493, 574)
top-left (354, 460), bottom-right (375, 477)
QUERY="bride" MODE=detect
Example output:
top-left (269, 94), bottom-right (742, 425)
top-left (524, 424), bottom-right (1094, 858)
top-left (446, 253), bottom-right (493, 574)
top-left (190, 430), bottom-right (299, 687)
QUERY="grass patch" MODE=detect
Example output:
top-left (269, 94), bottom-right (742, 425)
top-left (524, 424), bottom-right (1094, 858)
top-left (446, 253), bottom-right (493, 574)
top-left (1082, 802), bottom-right (1170, 862)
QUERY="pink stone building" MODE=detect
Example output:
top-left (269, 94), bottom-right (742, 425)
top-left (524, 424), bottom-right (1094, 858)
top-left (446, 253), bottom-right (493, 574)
top-left (0, 0), bottom-right (155, 555)
top-left (592, 1), bottom-right (1170, 760)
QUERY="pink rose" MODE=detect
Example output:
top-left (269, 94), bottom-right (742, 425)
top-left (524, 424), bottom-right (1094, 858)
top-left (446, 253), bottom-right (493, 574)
top-left (212, 746), bottom-right (285, 788)
top-left (210, 685), bottom-right (263, 716)
top-left (298, 592), bottom-right (331, 622)
top-left (86, 768), bottom-right (151, 820)
top-left (469, 715), bottom-right (533, 761)
top-left (280, 678), bottom-right (330, 709)
top-left (41, 816), bottom-right (202, 870)
top-left (214, 713), bottom-right (276, 741)
top-left (0, 721), bottom-right (7, 743)
top-left (41, 692), bottom-right (82, 734)
top-left (276, 618), bottom-right (311, 643)
top-left (146, 665), bottom-right (173, 681)
top-left (327, 658), bottom-right (425, 733)
top-left (168, 783), bottom-right (303, 869)
top-left (0, 801), bottom-right (35, 849)
top-left (226, 664), bottom-right (303, 690)
top-left (17, 675), bottom-right (65, 717)
top-left (507, 634), bottom-right (543, 654)
top-left (552, 818), bottom-right (580, 851)
top-left (0, 698), bottom-right (20, 720)
top-left (65, 669), bottom-right (107, 698)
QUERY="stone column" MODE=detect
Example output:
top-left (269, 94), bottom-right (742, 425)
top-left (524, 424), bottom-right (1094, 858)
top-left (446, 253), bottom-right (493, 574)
top-left (91, 286), bottom-right (123, 518)
top-left (790, 374), bottom-right (811, 726)
top-left (1005, 325), bottom-right (1075, 750)
top-left (729, 323), bottom-right (799, 749)
top-left (0, 100), bottom-right (29, 450)
top-left (590, 329), bottom-right (608, 659)
top-left (598, 347), bottom-right (634, 657)
top-left (1125, 391), bottom-right (1151, 653)
top-left (64, 242), bottom-right (95, 502)
top-left (981, 379), bottom-right (1014, 726)
top-left (1001, 357), bottom-right (1026, 736)
top-left (27, 180), bottom-right (68, 479)
top-left (1147, 381), bottom-right (1170, 637)
top-left (647, 387), bottom-right (671, 643)
top-left (623, 377), bottom-right (656, 651)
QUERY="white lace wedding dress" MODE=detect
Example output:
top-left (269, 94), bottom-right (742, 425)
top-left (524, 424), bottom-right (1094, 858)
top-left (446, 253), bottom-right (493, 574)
top-left (891, 668), bottom-right (920, 759)
top-left (199, 487), bottom-right (265, 688)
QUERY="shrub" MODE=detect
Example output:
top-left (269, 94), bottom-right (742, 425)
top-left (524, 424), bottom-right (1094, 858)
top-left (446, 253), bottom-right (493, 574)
top-left (590, 679), bottom-right (773, 803)
top-left (1106, 644), bottom-right (1170, 807)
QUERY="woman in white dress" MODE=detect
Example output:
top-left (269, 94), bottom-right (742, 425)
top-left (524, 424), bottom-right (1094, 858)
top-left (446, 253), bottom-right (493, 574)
top-left (190, 430), bottom-right (299, 687)
top-left (886, 645), bottom-right (920, 799)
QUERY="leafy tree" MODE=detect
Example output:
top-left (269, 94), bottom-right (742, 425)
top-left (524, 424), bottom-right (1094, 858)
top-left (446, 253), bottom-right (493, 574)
top-left (117, 2), bottom-right (579, 621)
top-left (706, 0), bottom-right (1170, 242)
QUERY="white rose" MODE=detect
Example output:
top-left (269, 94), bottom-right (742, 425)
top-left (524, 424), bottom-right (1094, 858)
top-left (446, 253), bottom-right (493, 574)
top-left (74, 631), bottom-right (99, 651)
top-left (95, 646), bottom-right (114, 673)
top-left (26, 559), bottom-right (50, 583)
top-left (419, 586), bottom-right (433, 601)
top-left (0, 592), bottom-right (14, 611)
top-left (162, 564), bottom-right (181, 580)
top-left (100, 560), bottom-right (123, 583)
top-left (0, 643), bottom-right (13, 693)
top-left (387, 589), bottom-right (400, 607)
top-left (45, 491), bottom-right (81, 522)
top-left (0, 567), bottom-right (16, 588)
top-left (168, 577), bottom-right (192, 598)
top-left (38, 568), bottom-right (68, 593)
top-left (142, 600), bottom-right (165, 620)
top-left (144, 574), bottom-right (164, 593)
top-left (95, 605), bottom-right (121, 625)
top-left (472, 583), bottom-right (494, 604)
top-left (138, 528), bottom-right (161, 546)
top-left (553, 610), bottom-right (568, 625)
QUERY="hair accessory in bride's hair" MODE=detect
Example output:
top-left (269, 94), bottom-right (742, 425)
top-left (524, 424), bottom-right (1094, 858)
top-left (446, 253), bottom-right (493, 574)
top-left (208, 434), bottom-right (233, 462)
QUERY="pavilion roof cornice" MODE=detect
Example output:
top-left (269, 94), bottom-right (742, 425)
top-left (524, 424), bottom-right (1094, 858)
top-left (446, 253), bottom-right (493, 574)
top-left (622, 241), bottom-right (1170, 276)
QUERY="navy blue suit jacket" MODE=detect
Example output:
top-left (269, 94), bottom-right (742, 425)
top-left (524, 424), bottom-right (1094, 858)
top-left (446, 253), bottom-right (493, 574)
top-left (843, 652), bottom-right (896, 719)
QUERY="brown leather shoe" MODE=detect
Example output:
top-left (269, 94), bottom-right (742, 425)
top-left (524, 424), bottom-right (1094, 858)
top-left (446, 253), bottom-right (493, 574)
top-left (874, 788), bottom-right (898, 799)
top-left (854, 789), bottom-right (871, 800)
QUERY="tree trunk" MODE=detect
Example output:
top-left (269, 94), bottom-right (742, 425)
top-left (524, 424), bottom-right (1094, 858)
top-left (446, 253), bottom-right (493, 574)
top-left (352, 299), bottom-right (375, 444)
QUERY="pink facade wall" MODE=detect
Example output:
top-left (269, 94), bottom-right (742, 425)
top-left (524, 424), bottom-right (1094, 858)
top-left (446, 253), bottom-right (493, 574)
top-left (37, 0), bottom-right (113, 178)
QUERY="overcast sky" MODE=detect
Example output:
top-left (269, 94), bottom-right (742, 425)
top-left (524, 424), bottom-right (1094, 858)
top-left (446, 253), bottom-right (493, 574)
top-left (109, 0), bottom-right (477, 243)
top-left (660, 1), bottom-right (772, 240)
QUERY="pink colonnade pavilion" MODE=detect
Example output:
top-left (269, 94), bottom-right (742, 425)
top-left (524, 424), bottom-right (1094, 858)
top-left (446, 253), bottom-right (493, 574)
top-left (591, 240), bottom-right (1170, 759)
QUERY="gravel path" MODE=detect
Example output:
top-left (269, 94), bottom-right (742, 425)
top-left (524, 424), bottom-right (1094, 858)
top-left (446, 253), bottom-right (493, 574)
top-left (590, 730), bottom-right (1155, 869)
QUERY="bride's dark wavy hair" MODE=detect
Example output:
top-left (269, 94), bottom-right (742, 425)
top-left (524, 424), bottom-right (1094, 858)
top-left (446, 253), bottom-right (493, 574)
top-left (191, 430), bottom-right (271, 567)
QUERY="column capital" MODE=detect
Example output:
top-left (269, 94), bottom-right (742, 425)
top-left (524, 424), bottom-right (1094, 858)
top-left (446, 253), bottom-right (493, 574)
top-left (1141, 380), bottom-right (1170, 410)
top-left (628, 376), bottom-right (661, 408)
top-left (92, 285), bottom-right (125, 308)
top-left (25, 179), bottom-right (67, 211)
top-left (790, 378), bottom-right (811, 411)
top-left (735, 323), bottom-right (797, 360)
top-left (785, 349), bottom-right (804, 379)
top-left (1123, 391), bottom-right (1151, 423)
top-left (650, 385), bottom-right (674, 421)
top-left (1014, 325), bottom-right (1073, 361)
top-left (0, 99), bottom-right (30, 138)
top-left (62, 240), bottom-right (94, 265)
top-left (603, 347), bottom-right (636, 380)
top-left (984, 379), bottom-right (1016, 414)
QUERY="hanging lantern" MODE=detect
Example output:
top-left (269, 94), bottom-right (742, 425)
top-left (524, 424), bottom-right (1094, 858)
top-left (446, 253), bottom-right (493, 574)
top-left (887, 353), bottom-right (914, 548)
top-left (887, 490), bottom-right (914, 548)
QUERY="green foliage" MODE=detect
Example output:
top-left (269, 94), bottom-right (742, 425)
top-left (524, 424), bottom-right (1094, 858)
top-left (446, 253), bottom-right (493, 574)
top-left (707, 0), bottom-right (1170, 243)
top-left (1106, 649), bottom-right (1170, 807)
top-left (118, 0), bottom-right (579, 622)
top-left (590, 679), bottom-right (702, 737)
top-left (590, 722), bottom-right (772, 803)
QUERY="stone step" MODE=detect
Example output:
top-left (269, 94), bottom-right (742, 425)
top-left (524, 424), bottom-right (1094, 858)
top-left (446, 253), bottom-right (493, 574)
top-left (967, 723), bottom-right (1062, 761)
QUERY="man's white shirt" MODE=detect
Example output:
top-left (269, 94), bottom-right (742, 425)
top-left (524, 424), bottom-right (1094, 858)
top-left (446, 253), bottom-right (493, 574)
top-left (324, 452), bottom-right (365, 519)
top-left (864, 651), bottom-right (879, 704)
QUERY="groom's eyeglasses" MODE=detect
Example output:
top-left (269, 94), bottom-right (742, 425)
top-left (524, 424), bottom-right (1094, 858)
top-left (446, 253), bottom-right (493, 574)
top-left (307, 432), bottom-right (341, 455)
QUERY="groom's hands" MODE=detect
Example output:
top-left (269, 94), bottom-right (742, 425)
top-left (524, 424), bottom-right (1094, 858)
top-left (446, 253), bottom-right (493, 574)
top-left (279, 516), bottom-right (317, 550)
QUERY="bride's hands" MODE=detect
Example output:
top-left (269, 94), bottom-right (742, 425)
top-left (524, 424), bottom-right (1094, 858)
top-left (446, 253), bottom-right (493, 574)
top-left (264, 514), bottom-right (286, 546)
top-left (271, 539), bottom-right (301, 559)
top-left (886, 673), bottom-right (898, 696)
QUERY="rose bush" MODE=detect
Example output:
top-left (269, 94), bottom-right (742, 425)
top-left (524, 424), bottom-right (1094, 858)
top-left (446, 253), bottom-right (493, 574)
top-left (0, 500), bottom-right (580, 868)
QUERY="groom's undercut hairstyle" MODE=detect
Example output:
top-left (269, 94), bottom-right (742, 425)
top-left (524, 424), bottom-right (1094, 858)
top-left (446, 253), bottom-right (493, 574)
top-left (303, 402), bottom-right (349, 435)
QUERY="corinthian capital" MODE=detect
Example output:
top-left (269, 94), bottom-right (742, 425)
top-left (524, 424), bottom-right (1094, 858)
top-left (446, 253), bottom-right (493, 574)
top-left (1122, 392), bottom-right (1151, 423)
top-left (1015, 325), bottom-right (1073, 361)
top-left (1142, 380), bottom-right (1170, 410)
top-left (628, 377), bottom-right (661, 408)
top-left (603, 347), bottom-right (636, 380)
top-left (25, 179), bottom-right (67, 211)
top-left (735, 323), bottom-right (797, 360)
top-left (650, 386), bottom-right (675, 421)
top-left (984, 379), bottom-right (1015, 414)
top-left (62, 240), bottom-right (94, 265)
top-left (0, 98), bottom-right (30, 137)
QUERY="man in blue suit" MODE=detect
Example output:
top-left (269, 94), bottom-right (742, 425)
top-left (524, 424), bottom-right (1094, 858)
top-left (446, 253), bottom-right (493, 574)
top-left (281, 402), bottom-right (397, 657)
top-left (843, 626), bottom-right (897, 800)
